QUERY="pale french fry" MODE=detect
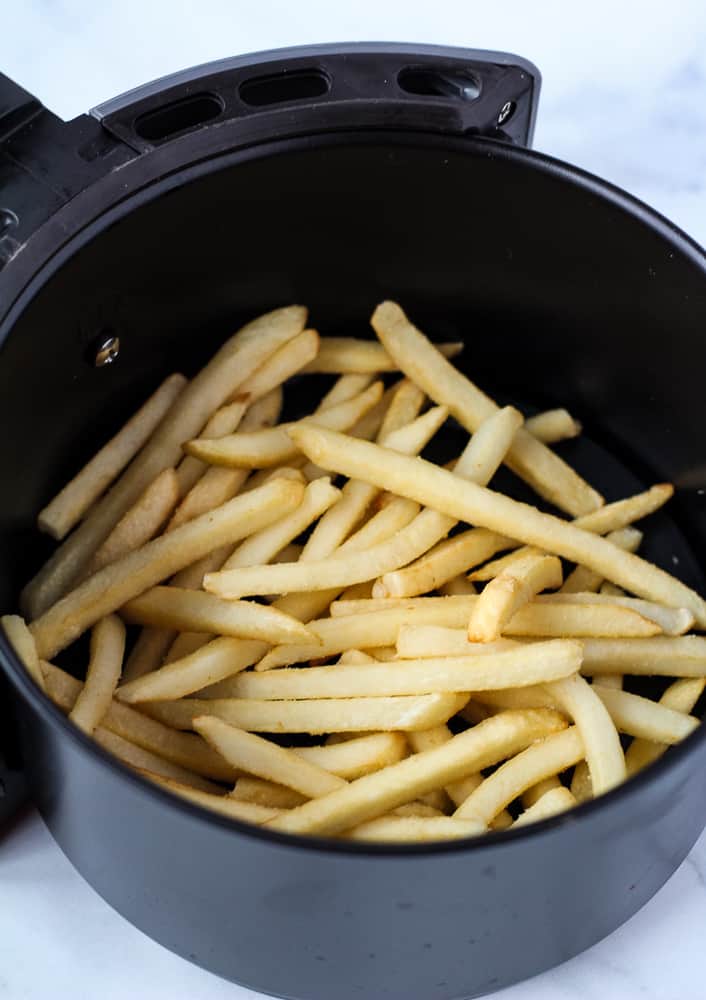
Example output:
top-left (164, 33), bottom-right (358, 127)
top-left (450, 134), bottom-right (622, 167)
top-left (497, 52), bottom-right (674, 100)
top-left (454, 727), bottom-right (584, 823)
top-left (186, 381), bottom-right (383, 469)
top-left (174, 397), bottom-right (251, 499)
top-left (117, 637), bottom-right (267, 703)
top-left (41, 660), bottom-right (237, 781)
top-left (592, 685), bottom-right (700, 743)
top-left (24, 307), bottom-right (306, 617)
top-left (301, 336), bottom-right (462, 374)
top-left (232, 640), bottom-right (581, 700)
top-left (439, 576), bottom-right (478, 597)
top-left (408, 726), bottom-right (483, 807)
top-left (524, 409), bottom-right (582, 444)
top-left (544, 673), bottom-right (626, 794)
top-left (230, 777), bottom-right (306, 809)
top-left (220, 478), bottom-right (340, 571)
top-left (390, 803), bottom-right (446, 818)
top-left (626, 678), bottom-right (706, 774)
top-left (560, 527), bottom-right (642, 594)
top-left (536, 593), bottom-right (694, 636)
top-left (122, 627), bottom-right (181, 682)
top-left (37, 373), bottom-right (187, 541)
top-left (396, 625), bottom-right (519, 659)
top-left (371, 301), bottom-right (602, 516)
top-left (468, 553), bottom-right (563, 643)
top-left (121, 587), bottom-right (311, 643)
top-left (69, 615), bottom-right (126, 735)
top-left (378, 380), bottom-right (426, 439)
top-left (194, 717), bottom-right (346, 798)
top-left (379, 528), bottom-right (512, 599)
top-left (521, 775), bottom-right (562, 809)
top-left (243, 328), bottom-right (320, 400)
top-left (95, 730), bottom-right (222, 794)
top-left (289, 426), bottom-right (706, 626)
top-left (30, 477), bottom-right (305, 659)
top-left (570, 760), bottom-right (593, 802)
top-left (345, 382), bottom-right (398, 442)
top-left (143, 692), bottom-right (470, 734)
top-left (600, 582), bottom-right (625, 597)
top-left (346, 816), bottom-right (485, 842)
top-left (207, 407), bottom-right (522, 600)
top-left (137, 769), bottom-right (281, 822)
top-left (274, 543), bottom-right (303, 564)
top-left (338, 649), bottom-right (378, 665)
top-left (293, 733), bottom-right (408, 779)
top-left (513, 787), bottom-right (577, 827)
top-left (82, 468), bottom-right (180, 578)
top-left (163, 631), bottom-right (213, 665)
top-left (474, 687), bottom-right (562, 712)
top-left (581, 636), bottom-right (706, 676)
top-left (469, 547), bottom-right (540, 582)
top-left (1, 614), bottom-right (46, 692)
top-left (338, 581), bottom-right (375, 602)
top-left (266, 710), bottom-right (566, 835)
top-left (593, 673), bottom-right (623, 689)
top-left (317, 374), bottom-right (375, 409)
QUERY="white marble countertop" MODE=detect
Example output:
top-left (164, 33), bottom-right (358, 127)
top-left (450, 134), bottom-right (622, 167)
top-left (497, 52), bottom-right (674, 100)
top-left (2, 2), bottom-right (706, 998)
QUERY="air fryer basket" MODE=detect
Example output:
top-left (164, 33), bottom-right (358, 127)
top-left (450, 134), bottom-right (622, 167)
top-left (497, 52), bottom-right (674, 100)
top-left (1, 44), bottom-right (706, 1000)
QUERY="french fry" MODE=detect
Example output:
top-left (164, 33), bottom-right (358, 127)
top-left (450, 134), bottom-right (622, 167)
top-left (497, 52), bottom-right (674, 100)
top-left (122, 627), bottom-right (182, 682)
top-left (41, 660), bottom-right (237, 782)
top-left (136, 769), bottom-right (280, 822)
top-left (117, 637), bottom-right (266, 703)
top-left (396, 625), bottom-right (519, 659)
top-left (232, 640), bottom-right (581, 699)
top-left (293, 733), bottom-right (408, 779)
top-left (143, 692), bottom-right (469, 734)
top-left (30, 477), bottom-right (305, 659)
top-left (469, 547), bottom-right (541, 582)
top-left (626, 678), bottom-right (706, 774)
top-left (544, 673), bottom-right (626, 793)
top-left (467, 553), bottom-right (563, 642)
top-left (524, 409), bottom-right (582, 444)
top-left (289, 426), bottom-right (706, 626)
top-left (390, 803), bottom-right (445, 818)
top-left (560, 527), bottom-right (642, 594)
top-left (537, 592), bottom-right (694, 636)
top-left (408, 726), bottom-right (483, 807)
top-left (581, 636), bottom-right (706, 676)
top-left (521, 775), bottom-right (562, 809)
top-left (346, 816), bottom-right (485, 842)
top-left (266, 710), bottom-right (566, 835)
top-left (513, 786), bottom-right (577, 827)
top-left (94, 730), bottom-right (222, 793)
top-left (338, 649), bottom-right (378, 665)
top-left (121, 587), bottom-right (311, 643)
top-left (378, 528), bottom-right (512, 599)
top-left (371, 302), bottom-right (602, 516)
top-left (23, 307), bottom-right (306, 618)
top-left (301, 336), bottom-right (462, 374)
top-left (194, 717), bottom-right (346, 798)
top-left (1, 614), bottom-right (46, 692)
top-left (601, 582), bottom-right (625, 596)
top-left (186, 381), bottom-right (383, 468)
top-left (377, 380), bottom-right (426, 438)
top-left (37, 373), bottom-right (187, 541)
top-left (69, 615), bottom-right (126, 735)
top-left (82, 468), bottom-right (180, 578)
top-left (570, 760), bottom-right (593, 802)
top-left (317, 374), bottom-right (375, 409)
top-left (454, 727), bottom-right (584, 823)
top-left (174, 397), bottom-right (251, 499)
top-left (230, 777), bottom-right (306, 808)
top-left (439, 576), bottom-right (478, 596)
top-left (592, 685), bottom-right (700, 743)
top-left (243, 328), bottom-right (320, 401)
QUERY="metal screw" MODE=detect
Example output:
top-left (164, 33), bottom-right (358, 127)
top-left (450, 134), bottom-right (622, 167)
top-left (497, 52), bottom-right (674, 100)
top-left (497, 101), bottom-right (515, 126)
top-left (94, 334), bottom-right (120, 367)
top-left (0, 209), bottom-right (18, 239)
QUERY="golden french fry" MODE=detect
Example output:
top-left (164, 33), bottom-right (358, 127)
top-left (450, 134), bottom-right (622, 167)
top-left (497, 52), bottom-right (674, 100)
top-left (95, 729), bottom-right (223, 794)
top-left (174, 397), bottom-right (251, 500)
top-left (143, 692), bottom-right (469, 734)
top-left (136, 769), bottom-right (281, 822)
top-left (42, 659), bottom-right (237, 782)
top-left (454, 727), bottom-right (584, 823)
top-left (37, 373), bottom-right (187, 542)
top-left (289, 426), bottom-right (706, 626)
top-left (592, 685), bottom-right (700, 743)
top-left (163, 631), bottom-right (212, 665)
top-left (266, 709), bottom-right (565, 836)
top-left (69, 615), bottom-right (126, 735)
top-left (117, 637), bottom-right (266, 703)
top-left (570, 760), bottom-right (593, 802)
top-left (560, 527), bottom-right (642, 594)
top-left (544, 673), bottom-right (625, 794)
top-left (121, 587), bottom-right (311, 643)
top-left (520, 775), bottom-right (562, 809)
top-left (581, 636), bottom-right (706, 676)
top-left (82, 468), bottom-right (180, 578)
top-left (346, 816), bottom-right (485, 842)
top-left (371, 302), bottom-right (602, 516)
top-left (468, 553), bottom-right (563, 642)
top-left (186, 381), bottom-right (383, 469)
top-left (194, 716), bottom-right (346, 798)
top-left (1, 614), bottom-right (46, 692)
top-left (513, 786), bottom-right (577, 827)
top-left (593, 673), bottom-right (623, 689)
top-left (30, 477), bottom-right (305, 659)
top-left (301, 336), bottom-right (462, 374)
top-left (243, 328), bottom-right (320, 400)
top-left (537, 592), bottom-right (694, 636)
top-left (293, 732), bottom-right (408, 779)
top-left (378, 528), bottom-right (512, 599)
top-left (232, 640), bottom-right (581, 699)
top-left (524, 409), bottom-right (582, 444)
top-left (626, 678), bottom-right (706, 774)
top-left (122, 627), bottom-right (180, 682)
top-left (24, 307), bottom-right (306, 618)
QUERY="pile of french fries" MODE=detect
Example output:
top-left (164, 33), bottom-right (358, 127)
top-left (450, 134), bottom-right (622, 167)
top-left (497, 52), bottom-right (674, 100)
top-left (3, 301), bottom-right (705, 843)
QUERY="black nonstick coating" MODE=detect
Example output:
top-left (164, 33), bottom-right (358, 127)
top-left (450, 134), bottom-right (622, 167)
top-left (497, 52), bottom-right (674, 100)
top-left (1, 131), bottom-right (706, 999)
